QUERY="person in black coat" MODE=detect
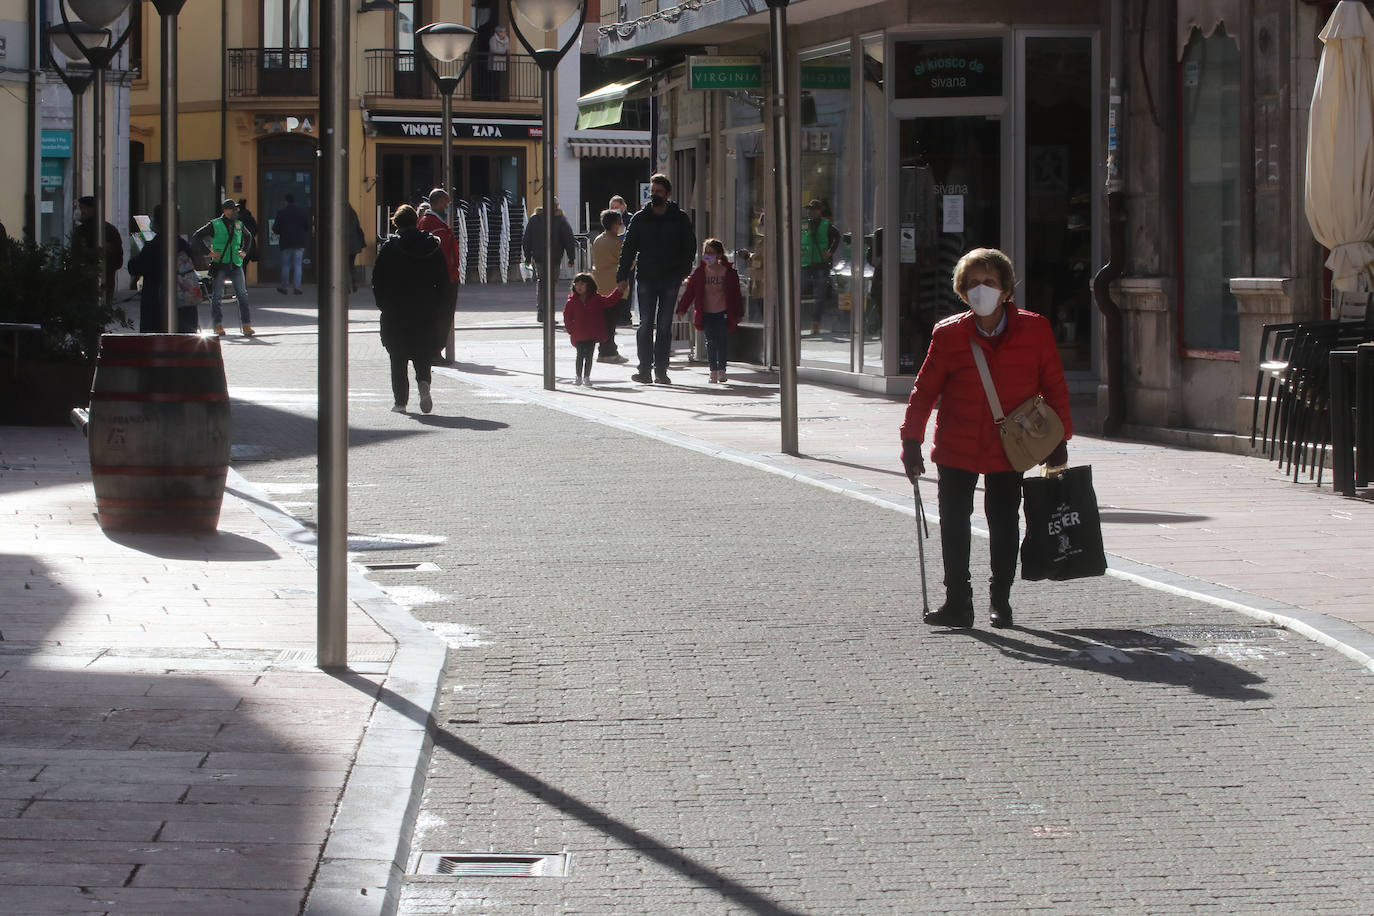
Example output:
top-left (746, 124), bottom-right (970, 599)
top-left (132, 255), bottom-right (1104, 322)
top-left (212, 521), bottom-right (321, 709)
top-left (127, 204), bottom-right (197, 333)
top-left (616, 172), bottom-right (696, 384)
top-left (371, 204), bottom-right (449, 414)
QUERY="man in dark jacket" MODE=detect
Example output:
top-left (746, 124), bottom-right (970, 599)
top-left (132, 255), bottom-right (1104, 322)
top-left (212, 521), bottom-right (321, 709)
top-left (617, 173), bottom-right (696, 384)
top-left (271, 194), bottom-right (311, 294)
top-left (74, 195), bottom-right (123, 307)
top-left (372, 204), bottom-right (450, 414)
top-left (523, 201), bottom-right (576, 323)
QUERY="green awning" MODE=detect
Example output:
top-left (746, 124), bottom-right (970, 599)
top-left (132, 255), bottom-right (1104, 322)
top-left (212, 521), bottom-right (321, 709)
top-left (576, 77), bottom-right (650, 129)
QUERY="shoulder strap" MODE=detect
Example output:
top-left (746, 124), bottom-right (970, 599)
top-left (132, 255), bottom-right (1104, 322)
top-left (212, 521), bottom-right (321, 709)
top-left (968, 337), bottom-right (1005, 423)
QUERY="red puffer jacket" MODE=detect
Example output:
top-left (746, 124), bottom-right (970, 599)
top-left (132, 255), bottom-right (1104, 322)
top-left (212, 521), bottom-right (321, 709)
top-left (562, 287), bottom-right (623, 344)
top-left (900, 305), bottom-right (1072, 474)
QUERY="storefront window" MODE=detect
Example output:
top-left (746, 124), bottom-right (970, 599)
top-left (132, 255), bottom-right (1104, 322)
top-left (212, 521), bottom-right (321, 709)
top-left (1179, 27), bottom-right (1242, 351)
top-left (799, 44), bottom-right (853, 365)
top-left (861, 34), bottom-right (883, 373)
top-left (724, 129), bottom-right (767, 325)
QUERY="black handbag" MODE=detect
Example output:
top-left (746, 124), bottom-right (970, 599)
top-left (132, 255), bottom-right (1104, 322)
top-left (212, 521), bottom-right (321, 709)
top-left (1020, 465), bottom-right (1108, 581)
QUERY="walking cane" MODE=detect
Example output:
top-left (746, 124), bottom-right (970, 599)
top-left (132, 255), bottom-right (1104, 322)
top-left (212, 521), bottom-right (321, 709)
top-left (912, 477), bottom-right (930, 613)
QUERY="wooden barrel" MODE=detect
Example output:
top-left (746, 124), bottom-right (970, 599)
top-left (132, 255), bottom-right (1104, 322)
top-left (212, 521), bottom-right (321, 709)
top-left (87, 334), bottom-right (231, 533)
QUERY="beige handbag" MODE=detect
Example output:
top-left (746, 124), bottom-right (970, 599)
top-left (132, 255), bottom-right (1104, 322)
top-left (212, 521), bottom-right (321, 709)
top-left (969, 339), bottom-right (1065, 472)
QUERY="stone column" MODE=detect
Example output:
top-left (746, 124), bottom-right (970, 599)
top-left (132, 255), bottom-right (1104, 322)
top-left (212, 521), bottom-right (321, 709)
top-left (1231, 277), bottom-right (1296, 435)
top-left (1111, 276), bottom-right (1181, 428)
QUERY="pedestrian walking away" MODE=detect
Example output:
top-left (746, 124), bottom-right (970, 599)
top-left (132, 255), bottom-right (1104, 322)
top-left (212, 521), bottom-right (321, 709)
top-left (899, 247), bottom-right (1071, 630)
top-left (617, 173), bottom-right (696, 385)
top-left (193, 199), bottom-right (255, 337)
top-left (524, 200), bottom-right (577, 324)
top-left (562, 272), bottom-right (626, 386)
top-left (417, 188), bottom-right (462, 361)
top-left (271, 194), bottom-right (311, 294)
top-left (237, 199), bottom-right (261, 266)
top-left (372, 204), bottom-right (450, 414)
top-left (674, 238), bottom-right (743, 383)
top-left (591, 208), bottom-right (629, 363)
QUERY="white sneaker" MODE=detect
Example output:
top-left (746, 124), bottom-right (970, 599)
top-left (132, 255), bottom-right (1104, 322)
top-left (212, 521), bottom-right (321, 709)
top-left (391, 404), bottom-right (406, 413)
top-left (583, 377), bottom-right (594, 388)
top-left (418, 381), bottom-right (433, 414)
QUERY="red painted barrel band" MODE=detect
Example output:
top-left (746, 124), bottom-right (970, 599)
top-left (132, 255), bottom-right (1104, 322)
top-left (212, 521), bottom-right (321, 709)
top-left (91, 464), bottom-right (228, 477)
top-left (100, 336), bottom-right (219, 355)
top-left (96, 497), bottom-right (224, 510)
top-left (89, 391), bottom-right (229, 403)
top-left (96, 357), bottom-right (226, 369)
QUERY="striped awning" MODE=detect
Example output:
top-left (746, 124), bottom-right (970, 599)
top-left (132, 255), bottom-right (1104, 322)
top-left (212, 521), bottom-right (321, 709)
top-left (568, 138), bottom-right (651, 158)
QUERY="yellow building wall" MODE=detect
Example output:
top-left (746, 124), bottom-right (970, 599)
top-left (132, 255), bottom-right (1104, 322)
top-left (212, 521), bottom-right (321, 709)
top-left (0, 0), bottom-right (31, 237)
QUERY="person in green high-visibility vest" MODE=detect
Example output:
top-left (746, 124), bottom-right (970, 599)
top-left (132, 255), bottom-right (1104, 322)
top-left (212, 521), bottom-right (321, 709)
top-left (800, 198), bottom-right (839, 335)
top-left (193, 199), bottom-right (255, 337)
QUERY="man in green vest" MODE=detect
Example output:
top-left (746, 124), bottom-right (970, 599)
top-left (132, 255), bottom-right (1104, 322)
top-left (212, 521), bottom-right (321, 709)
top-left (800, 198), bottom-right (839, 335)
top-left (194, 199), bottom-right (255, 337)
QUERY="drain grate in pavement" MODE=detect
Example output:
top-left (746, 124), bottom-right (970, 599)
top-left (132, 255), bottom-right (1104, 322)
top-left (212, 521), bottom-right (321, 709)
top-left (1142, 624), bottom-right (1286, 643)
top-left (414, 852), bottom-right (570, 878)
top-left (274, 647), bottom-right (395, 664)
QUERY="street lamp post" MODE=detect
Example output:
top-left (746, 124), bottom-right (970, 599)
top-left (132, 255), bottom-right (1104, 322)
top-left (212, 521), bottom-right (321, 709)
top-left (508, 0), bottom-right (587, 391)
top-left (416, 22), bottom-right (477, 363)
top-left (46, 26), bottom-right (98, 204)
top-left (59, 0), bottom-right (135, 312)
top-left (150, 1), bottom-right (188, 333)
top-left (765, 0), bottom-right (798, 455)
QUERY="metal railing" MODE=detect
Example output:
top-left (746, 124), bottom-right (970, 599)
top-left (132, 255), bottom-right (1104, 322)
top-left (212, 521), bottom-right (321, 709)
top-left (362, 50), bottom-right (542, 102)
top-left (227, 48), bottom-right (321, 97)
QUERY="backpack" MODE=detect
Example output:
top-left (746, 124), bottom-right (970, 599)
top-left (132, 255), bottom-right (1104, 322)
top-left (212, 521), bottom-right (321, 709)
top-left (176, 251), bottom-right (204, 308)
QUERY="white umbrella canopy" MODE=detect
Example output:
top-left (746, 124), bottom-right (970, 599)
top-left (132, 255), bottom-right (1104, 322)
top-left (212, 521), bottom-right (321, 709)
top-left (1306, 0), bottom-right (1374, 293)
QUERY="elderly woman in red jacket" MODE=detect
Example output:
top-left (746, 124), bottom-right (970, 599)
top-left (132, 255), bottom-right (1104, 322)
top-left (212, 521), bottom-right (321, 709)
top-left (899, 248), bottom-right (1071, 629)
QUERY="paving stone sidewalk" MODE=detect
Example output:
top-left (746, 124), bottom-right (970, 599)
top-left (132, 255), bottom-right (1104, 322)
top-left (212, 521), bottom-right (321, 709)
top-left (215, 297), bottom-right (1374, 913)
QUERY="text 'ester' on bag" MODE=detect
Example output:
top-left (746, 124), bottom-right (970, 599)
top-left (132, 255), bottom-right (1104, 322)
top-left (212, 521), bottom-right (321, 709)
top-left (1020, 465), bottom-right (1108, 581)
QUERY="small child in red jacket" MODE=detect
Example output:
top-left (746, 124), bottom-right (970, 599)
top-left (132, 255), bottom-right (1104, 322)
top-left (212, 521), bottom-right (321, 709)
top-left (563, 272), bottom-right (624, 387)
top-left (675, 238), bottom-right (744, 382)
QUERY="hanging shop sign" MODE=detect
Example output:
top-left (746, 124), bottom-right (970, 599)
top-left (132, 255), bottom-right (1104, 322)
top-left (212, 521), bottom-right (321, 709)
top-left (688, 56), bottom-right (763, 90)
top-left (41, 130), bottom-right (72, 158)
top-left (893, 38), bottom-right (1003, 99)
top-left (255, 115), bottom-right (317, 136)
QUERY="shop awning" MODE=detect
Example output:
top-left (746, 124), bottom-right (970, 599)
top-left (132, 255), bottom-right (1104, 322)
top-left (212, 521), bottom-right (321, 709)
top-left (576, 77), bottom-right (650, 129)
top-left (568, 137), bottom-right (651, 158)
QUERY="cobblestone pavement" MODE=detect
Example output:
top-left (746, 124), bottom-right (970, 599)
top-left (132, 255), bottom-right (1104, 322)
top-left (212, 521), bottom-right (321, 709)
top-left (221, 295), bottom-right (1374, 914)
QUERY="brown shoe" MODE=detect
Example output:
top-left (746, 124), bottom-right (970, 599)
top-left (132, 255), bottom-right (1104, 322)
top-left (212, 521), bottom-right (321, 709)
top-left (241, 324), bottom-right (255, 337)
top-left (213, 324), bottom-right (226, 337)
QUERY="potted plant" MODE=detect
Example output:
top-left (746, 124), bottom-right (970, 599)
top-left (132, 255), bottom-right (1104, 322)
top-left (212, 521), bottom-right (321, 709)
top-left (0, 236), bottom-right (131, 425)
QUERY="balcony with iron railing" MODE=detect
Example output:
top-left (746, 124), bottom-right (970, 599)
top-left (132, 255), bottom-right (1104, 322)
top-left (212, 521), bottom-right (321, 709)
top-left (363, 50), bottom-right (542, 103)
top-left (227, 48), bottom-right (320, 98)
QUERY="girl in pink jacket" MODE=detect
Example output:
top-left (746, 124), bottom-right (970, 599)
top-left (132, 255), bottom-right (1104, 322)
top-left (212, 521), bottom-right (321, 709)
top-left (675, 238), bottom-right (744, 382)
top-left (563, 272), bottom-right (624, 386)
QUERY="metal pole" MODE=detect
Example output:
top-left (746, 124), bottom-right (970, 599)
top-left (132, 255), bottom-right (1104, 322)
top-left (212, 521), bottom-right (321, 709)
top-left (93, 64), bottom-right (107, 310)
top-left (160, 9), bottom-right (179, 331)
top-left (767, 0), bottom-right (798, 455)
top-left (541, 63), bottom-right (556, 390)
top-left (317, 0), bottom-right (350, 669)
top-left (440, 80), bottom-right (455, 361)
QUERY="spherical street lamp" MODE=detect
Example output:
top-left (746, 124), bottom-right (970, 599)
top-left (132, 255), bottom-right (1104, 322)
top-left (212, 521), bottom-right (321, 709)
top-left (507, 0), bottom-right (587, 390)
top-left (416, 21), bottom-right (477, 362)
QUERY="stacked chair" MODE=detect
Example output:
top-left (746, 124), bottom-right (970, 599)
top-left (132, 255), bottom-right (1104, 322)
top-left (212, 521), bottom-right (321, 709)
top-left (1252, 307), bottom-right (1374, 485)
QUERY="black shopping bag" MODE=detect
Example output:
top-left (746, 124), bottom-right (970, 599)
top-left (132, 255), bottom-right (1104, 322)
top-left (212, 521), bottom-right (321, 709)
top-left (1020, 465), bottom-right (1108, 581)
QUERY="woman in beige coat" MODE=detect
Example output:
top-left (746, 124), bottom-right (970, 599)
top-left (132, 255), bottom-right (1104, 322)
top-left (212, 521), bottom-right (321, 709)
top-left (590, 208), bottom-right (628, 363)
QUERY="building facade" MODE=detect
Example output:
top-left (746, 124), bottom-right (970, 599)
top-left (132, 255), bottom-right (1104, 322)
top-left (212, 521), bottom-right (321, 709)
top-left (598, 0), bottom-right (1348, 444)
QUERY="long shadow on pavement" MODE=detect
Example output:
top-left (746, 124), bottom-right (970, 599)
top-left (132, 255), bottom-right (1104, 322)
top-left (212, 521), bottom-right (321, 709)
top-left (961, 626), bottom-right (1271, 700)
top-left (330, 670), bottom-right (806, 916)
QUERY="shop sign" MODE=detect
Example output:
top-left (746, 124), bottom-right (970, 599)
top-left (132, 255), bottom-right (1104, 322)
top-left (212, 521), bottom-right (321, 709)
top-left (688, 56), bottom-right (763, 90)
top-left (40, 158), bottom-right (64, 189)
top-left (374, 118), bottom-right (542, 140)
top-left (801, 64), bottom-right (850, 91)
top-left (255, 115), bottom-right (316, 136)
top-left (42, 129), bottom-right (72, 158)
top-left (894, 38), bottom-right (1002, 99)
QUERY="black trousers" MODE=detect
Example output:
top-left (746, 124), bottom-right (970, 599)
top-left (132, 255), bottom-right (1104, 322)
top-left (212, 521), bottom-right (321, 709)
top-left (389, 351), bottom-right (431, 406)
top-left (574, 340), bottom-right (596, 378)
top-left (936, 464), bottom-right (1023, 597)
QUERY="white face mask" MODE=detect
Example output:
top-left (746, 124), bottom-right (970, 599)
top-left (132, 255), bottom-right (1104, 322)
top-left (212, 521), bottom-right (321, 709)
top-left (966, 283), bottom-right (1003, 317)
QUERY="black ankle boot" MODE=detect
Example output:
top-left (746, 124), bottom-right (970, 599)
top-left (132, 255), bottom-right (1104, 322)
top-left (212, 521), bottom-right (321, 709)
top-left (989, 584), bottom-right (1014, 629)
top-left (924, 591), bottom-right (974, 628)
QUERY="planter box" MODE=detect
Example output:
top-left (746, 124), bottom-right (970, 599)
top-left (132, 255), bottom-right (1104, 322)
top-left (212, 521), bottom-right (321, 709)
top-left (0, 359), bottom-right (96, 426)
